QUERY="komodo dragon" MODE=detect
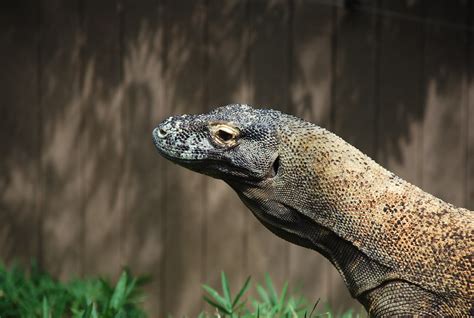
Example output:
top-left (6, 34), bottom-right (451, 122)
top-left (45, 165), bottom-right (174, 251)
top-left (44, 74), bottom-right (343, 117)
top-left (152, 104), bottom-right (473, 317)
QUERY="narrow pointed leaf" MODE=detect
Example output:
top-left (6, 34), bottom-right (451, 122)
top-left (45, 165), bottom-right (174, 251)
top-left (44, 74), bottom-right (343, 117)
top-left (264, 273), bottom-right (278, 305)
top-left (278, 282), bottom-right (288, 310)
top-left (42, 297), bottom-right (49, 318)
top-left (232, 276), bottom-right (251, 308)
top-left (81, 303), bottom-right (93, 318)
top-left (221, 272), bottom-right (232, 305)
top-left (309, 298), bottom-right (320, 317)
top-left (202, 285), bottom-right (229, 310)
top-left (256, 285), bottom-right (270, 304)
top-left (124, 277), bottom-right (140, 301)
top-left (110, 271), bottom-right (128, 310)
top-left (91, 303), bottom-right (99, 318)
top-left (203, 296), bottom-right (232, 315)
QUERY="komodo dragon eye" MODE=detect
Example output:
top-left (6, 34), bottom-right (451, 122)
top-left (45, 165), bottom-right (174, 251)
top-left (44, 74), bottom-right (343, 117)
top-left (209, 123), bottom-right (240, 147)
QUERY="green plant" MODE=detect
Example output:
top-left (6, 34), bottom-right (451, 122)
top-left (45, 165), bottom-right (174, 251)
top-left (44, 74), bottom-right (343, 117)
top-left (252, 273), bottom-right (308, 317)
top-left (201, 272), bottom-right (308, 318)
top-left (0, 262), bottom-right (149, 318)
top-left (201, 272), bottom-right (252, 317)
top-left (0, 262), bottom-right (362, 318)
top-left (201, 272), bottom-right (362, 318)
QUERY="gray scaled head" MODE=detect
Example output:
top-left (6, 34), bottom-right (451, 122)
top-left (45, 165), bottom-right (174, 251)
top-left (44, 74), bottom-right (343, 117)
top-left (152, 104), bottom-right (283, 184)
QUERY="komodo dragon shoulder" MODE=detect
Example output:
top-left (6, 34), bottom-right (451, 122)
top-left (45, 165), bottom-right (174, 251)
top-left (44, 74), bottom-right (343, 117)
top-left (152, 104), bottom-right (473, 317)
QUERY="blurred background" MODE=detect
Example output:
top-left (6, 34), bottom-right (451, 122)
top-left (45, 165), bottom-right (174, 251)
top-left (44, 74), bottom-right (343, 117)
top-left (1, 0), bottom-right (473, 316)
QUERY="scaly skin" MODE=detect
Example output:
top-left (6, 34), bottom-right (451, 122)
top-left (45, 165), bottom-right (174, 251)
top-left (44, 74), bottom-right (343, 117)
top-left (152, 104), bottom-right (473, 317)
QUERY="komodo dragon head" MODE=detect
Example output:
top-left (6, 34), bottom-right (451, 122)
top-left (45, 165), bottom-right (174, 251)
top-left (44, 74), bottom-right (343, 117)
top-left (153, 104), bottom-right (473, 317)
top-left (153, 104), bottom-right (281, 181)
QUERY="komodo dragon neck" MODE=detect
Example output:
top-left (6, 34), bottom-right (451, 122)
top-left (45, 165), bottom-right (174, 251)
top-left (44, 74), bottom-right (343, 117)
top-left (153, 104), bottom-right (473, 316)
top-left (230, 124), bottom-right (472, 316)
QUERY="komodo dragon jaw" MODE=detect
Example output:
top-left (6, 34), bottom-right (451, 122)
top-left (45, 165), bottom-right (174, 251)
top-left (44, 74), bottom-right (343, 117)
top-left (152, 104), bottom-right (473, 317)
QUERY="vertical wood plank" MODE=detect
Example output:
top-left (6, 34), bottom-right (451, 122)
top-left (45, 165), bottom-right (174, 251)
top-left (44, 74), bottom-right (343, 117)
top-left (40, 0), bottom-right (83, 279)
top-left (121, 0), bottom-right (164, 315)
top-left (422, 2), bottom-right (469, 208)
top-left (469, 5), bottom-right (474, 211)
top-left (204, 0), bottom-right (248, 303)
top-left (162, 1), bottom-right (206, 316)
top-left (289, 0), bottom-right (335, 307)
top-left (377, 1), bottom-right (424, 186)
top-left (291, 0), bottom-right (333, 125)
top-left (247, 0), bottom-right (291, 290)
top-left (333, 2), bottom-right (377, 156)
top-left (0, 2), bottom-right (41, 265)
top-left (331, 1), bottom-right (377, 313)
top-left (82, 0), bottom-right (124, 277)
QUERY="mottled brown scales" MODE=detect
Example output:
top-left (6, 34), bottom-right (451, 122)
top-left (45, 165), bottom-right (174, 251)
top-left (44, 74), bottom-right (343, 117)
top-left (278, 123), bottom-right (473, 315)
top-left (153, 104), bottom-right (474, 317)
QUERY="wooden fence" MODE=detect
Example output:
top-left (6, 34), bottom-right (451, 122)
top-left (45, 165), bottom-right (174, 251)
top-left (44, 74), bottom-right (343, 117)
top-left (1, 0), bottom-right (473, 316)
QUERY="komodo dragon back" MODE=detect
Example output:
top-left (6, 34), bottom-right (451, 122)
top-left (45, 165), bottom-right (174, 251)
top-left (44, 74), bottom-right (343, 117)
top-left (152, 104), bottom-right (473, 317)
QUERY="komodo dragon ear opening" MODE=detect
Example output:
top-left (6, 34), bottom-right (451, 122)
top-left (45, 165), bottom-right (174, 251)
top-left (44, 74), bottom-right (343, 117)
top-left (269, 154), bottom-right (280, 178)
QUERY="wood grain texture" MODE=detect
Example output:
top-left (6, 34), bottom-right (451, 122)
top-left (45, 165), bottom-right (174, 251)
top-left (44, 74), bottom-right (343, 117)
top-left (333, 1), bottom-right (377, 157)
top-left (121, 0), bottom-right (164, 314)
top-left (204, 0), bottom-right (248, 304)
top-left (421, 1), bottom-right (469, 207)
top-left (247, 0), bottom-right (291, 289)
top-left (40, 0), bottom-right (83, 279)
top-left (468, 2), bottom-right (474, 211)
top-left (161, 0), bottom-right (206, 316)
top-left (82, 0), bottom-right (124, 277)
top-left (0, 2), bottom-right (41, 265)
top-left (377, 0), bottom-right (424, 186)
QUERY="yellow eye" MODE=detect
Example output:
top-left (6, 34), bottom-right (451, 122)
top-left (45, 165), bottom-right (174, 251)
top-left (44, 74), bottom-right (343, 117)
top-left (209, 123), bottom-right (240, 146)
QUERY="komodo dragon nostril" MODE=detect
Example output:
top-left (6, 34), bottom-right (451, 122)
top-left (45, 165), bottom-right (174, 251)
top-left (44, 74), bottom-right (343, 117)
top-left (155, 126), bottom-right (168, 138)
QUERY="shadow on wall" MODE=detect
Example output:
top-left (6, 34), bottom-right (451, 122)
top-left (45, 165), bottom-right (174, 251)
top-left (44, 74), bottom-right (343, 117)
top-left (0, 0), bottom-right (169, 294)
top-left (0, 0), bottom-right (471, 316)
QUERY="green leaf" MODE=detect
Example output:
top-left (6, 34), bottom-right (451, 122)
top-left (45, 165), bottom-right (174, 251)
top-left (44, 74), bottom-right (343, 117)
top-left (278, 282), bottom-right (288, 311)
top-left (264, 273), bottom-right (278, 305)
top-left (203, 296), bottom-right (232, 315)
top-left (42, 297), bottom-right (49, 318)
top-left (256, 285), bottom-right (270, 304)
top-left (340, 309), bottom-right (354, 318)
top-left (202, 285), bottom-right (229, 311)
top-left (309, 298), bottom-right (320, 317)
top-left (232, 276), bottom-right (251, 309)
top-left (221, 272), bottom-right (232, 305)
top-left (110, 271), bottom-right (128, 310)
top-left (81, 303), bottom-right (93, 318)
top-left (124, 277), bottom-right (137, 300)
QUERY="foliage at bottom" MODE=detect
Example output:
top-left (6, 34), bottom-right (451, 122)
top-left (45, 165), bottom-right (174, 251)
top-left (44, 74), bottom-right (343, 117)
top-left (199, 272), bottom-right (360, 318)
top-left (0, 262), bottom-right (361, 317)
top-left (0, 262), bottom-right (148, 318)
